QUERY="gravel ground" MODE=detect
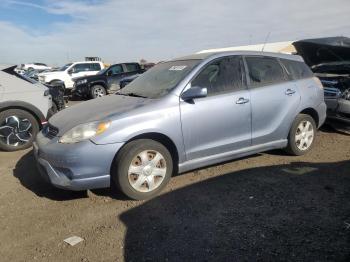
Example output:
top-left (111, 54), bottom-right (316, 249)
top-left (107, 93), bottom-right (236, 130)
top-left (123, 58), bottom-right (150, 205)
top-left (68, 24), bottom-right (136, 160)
top-left (0, 126), bottom-right (349, 261)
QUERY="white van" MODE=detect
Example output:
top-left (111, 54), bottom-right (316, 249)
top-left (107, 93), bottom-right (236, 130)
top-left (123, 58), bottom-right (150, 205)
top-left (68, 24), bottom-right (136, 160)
top-left (38, 61), bottom-right (105, 89)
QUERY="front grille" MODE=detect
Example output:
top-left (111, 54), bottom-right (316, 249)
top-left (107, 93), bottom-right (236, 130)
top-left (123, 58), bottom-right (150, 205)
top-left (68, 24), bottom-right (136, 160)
top-left (43, 124), bottom-right (59, 138)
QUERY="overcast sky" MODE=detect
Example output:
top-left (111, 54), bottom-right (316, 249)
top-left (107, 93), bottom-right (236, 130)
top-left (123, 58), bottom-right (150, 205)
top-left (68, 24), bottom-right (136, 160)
top-left (0, 0), bottom-right (349, 65)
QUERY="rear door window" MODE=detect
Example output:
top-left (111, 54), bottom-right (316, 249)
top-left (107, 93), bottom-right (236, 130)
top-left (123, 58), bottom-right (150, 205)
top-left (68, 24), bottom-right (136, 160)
top-left (72, 64), bottom-right (91, 73)
top-left (191, 56), bottom-right (245, 96)
top-left (280, 59), bottom-right (314, 80)
top-left (125, 63), bottom-right (140, 72)
top-left (245, 56), bottom-right (286, 87)
top-left (90, 63), bottom-right (101, 71)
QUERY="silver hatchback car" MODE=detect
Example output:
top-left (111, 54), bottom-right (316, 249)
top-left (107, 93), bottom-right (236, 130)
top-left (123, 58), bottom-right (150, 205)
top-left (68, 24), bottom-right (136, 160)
top-left (34, 51), bottom-right (327, 200)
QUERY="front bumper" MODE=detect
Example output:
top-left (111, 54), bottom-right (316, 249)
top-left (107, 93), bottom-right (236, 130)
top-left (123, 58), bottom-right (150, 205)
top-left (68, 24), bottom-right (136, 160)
top-left (34, 132), bottom-right (124, 191)
top-left (72, 83), bottom-right (89, 97)
top-left (325, 97), bottom-right (350, 127)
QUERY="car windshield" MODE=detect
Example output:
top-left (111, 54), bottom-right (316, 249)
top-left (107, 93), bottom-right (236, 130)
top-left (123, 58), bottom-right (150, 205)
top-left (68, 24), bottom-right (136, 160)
top-left (118, 59), bottom-right (200, 98)
top-left (58, 63), bottom-right (73, 71)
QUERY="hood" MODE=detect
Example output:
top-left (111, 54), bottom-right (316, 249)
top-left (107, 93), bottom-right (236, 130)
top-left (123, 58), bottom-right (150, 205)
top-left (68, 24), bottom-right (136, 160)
top-left (292, 37), bottom-right (350, 67)
top-left (49, 94), bottom-right (150, 135)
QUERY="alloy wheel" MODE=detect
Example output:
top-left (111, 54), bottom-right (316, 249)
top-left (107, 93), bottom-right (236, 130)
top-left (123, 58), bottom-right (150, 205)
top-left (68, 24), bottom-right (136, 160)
top-left (94, 87), bottom-right (105, 97)
top-left (0, 116), bottom-right (32, 147)
top-left (128, 150), bottom-right (167, 193)
top-left (295, 120), bottom-right (314, 151)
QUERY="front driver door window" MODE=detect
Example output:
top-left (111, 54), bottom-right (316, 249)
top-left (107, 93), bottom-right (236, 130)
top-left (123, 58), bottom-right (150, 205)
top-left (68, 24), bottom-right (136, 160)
top-left (107, 65), bottom-right (125, 91)
top-left (180, 56), bottom-right (252, 160)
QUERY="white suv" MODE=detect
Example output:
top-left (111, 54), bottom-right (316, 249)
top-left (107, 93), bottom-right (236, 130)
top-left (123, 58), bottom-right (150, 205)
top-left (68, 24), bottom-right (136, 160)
top-left (38, 61), bottom-right (105, 89)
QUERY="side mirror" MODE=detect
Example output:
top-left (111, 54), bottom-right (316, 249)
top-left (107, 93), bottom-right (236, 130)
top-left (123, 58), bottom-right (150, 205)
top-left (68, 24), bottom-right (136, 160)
top-left (106, 70), bottom-right (113, 76)
top-left (181, 86), bottom-right (207, 101)
top-left (68, 69), bottom-right (73, 75)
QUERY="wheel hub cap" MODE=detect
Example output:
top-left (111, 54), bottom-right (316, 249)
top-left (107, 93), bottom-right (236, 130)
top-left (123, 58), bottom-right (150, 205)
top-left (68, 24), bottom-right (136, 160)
top-left (295, 120), bottom-right (314, 151)
top-left (128, 150), bottom-right (167, 193)
top-left (0, 116), bottom-right (32, 147)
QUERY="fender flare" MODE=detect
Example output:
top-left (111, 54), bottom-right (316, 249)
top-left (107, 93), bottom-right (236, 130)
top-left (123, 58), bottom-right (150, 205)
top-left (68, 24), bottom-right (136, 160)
top-left (0, 101), bottom-right (46, 126)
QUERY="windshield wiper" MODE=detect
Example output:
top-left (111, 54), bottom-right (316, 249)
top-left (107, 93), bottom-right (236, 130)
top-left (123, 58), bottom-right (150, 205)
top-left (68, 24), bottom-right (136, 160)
top-left (117, 92), bottom-right (148, 98)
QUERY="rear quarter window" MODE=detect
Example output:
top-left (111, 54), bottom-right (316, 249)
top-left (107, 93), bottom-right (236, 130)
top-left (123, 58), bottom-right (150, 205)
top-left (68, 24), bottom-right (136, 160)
top-left (280, 59), bottom-right (314, 80)
top-left (90, 63), bottom-right (101, 71)
top-left (125, 63), bottom-right (140, 72)
top-left (245, 56), bottom-right (286, 87)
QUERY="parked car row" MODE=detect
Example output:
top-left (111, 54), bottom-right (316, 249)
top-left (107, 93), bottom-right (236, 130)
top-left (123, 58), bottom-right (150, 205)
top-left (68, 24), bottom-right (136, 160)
top-left (2, 40), bottom-right (349, 200)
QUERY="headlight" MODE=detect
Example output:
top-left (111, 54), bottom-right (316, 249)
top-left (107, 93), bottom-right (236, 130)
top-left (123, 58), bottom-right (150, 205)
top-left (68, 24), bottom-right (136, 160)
top-left (76, 79), bottom-right (88, 85)
top-left (59, 121), bottom-right (111, 144)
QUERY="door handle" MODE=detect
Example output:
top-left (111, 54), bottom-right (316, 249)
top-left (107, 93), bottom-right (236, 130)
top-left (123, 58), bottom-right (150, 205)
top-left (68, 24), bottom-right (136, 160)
top-left (285, 89), bottom-right (296, 96)
top-left (236, 97), bottom-right (250, 104)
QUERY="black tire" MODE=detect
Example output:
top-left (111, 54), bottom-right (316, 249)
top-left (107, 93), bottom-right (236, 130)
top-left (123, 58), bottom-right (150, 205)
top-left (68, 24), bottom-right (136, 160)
top-left (285, 114), bottom-right (317, 156)
top-left (90, 85), bottom-right (106, 99)
top-left (0, 109), bottom-right (39, 152)
top-left (112, 139), bottom-right (173, 200)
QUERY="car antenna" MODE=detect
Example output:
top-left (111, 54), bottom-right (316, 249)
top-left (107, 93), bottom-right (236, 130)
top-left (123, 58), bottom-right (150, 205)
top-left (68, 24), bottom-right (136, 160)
top-left (261, 32), bottom-right (271, 52)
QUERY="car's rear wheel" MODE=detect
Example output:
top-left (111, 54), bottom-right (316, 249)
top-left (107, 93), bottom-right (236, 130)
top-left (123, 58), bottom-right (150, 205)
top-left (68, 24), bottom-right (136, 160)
top-left (112, 139), bottom-right (173, 200)
top-left (0, 109), bottom-right (39, 152)
top-left (285, 114), bottom-right (316, 155)
top-left (90, 85), bottom-right (106, 99)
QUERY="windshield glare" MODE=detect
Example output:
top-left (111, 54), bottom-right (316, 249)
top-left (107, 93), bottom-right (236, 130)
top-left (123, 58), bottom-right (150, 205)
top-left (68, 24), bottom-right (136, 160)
top-left (119, 60), bottom-right (200, 98)
top-left (59, 63), bottom-right (73, 71)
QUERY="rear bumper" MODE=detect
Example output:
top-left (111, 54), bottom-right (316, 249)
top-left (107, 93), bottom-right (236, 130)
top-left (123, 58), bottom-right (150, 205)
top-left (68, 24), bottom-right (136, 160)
top-left (34, 132), bottom-right (124, 191)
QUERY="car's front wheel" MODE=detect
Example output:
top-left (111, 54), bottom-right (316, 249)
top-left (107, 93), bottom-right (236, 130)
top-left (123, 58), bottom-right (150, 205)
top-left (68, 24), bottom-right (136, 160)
top-left (113, 139), bottom-right (173, 200)
top-left (285, 114), bottom-right (317, 155)
top-left (90, 85), bottom-right (106, 99)
top-left (0, 109), bottom-right (39, 152)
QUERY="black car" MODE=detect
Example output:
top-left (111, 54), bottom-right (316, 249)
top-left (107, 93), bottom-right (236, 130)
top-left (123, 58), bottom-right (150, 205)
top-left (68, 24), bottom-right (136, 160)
top-left (72, 62), bottom-right (144, 99)
top-left (293, 37), bottom-right (350, 133)
top-left (45, 81), bottom-right (66, 114)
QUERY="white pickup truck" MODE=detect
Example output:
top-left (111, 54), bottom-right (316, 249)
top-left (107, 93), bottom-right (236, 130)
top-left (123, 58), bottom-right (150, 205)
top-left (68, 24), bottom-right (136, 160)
top-left (38, 61), bottom-right (105, 89)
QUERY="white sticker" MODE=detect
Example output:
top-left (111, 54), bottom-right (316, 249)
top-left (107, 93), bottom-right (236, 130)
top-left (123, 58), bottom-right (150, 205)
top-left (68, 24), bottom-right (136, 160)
top-left (169, 65), bottom-right (187, 71)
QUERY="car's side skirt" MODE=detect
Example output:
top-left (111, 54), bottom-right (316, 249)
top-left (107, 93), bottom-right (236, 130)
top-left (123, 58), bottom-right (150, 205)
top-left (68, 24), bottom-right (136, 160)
top-left (178, 140), bottom-right (288, 174)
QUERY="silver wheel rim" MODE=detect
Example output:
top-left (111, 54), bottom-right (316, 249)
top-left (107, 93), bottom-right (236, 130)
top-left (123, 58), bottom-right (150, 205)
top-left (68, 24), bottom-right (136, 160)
top-left (94, 87), bottom-right (105, 97)
top-left (295, 120), bottom-right (314, 151)
top-left (128, 150), bottom-right (167, 193)
top-left (0, 116), bottom-right (32, 147)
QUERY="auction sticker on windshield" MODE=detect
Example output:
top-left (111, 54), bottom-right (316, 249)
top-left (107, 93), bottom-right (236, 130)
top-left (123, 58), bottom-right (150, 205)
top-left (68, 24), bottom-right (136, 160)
top-left (169, 65), bottom-right (187, 71)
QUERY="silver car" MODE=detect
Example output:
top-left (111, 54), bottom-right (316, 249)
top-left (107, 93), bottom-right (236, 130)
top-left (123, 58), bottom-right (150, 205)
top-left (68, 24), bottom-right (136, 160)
top-left (0, 65), bottom-right (52, 151)
top-left (34, 51), bottom-right (327, 200)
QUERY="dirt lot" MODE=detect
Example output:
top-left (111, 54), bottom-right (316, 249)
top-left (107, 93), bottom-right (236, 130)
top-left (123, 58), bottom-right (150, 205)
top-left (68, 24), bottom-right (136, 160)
top-left (0, 125), bottom-right (349, 261)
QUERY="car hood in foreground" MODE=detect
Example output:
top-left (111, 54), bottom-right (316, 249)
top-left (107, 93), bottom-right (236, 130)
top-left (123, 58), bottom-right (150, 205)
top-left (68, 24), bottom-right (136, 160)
top-left (293, 37), bottom-right (350, 67)
top-left (49, 94), bottom-right (150, 136)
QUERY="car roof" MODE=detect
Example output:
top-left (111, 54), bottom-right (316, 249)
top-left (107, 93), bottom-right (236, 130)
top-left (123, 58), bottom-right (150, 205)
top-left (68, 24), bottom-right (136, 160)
top-left (173, 51), bottom-right (304, 62)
